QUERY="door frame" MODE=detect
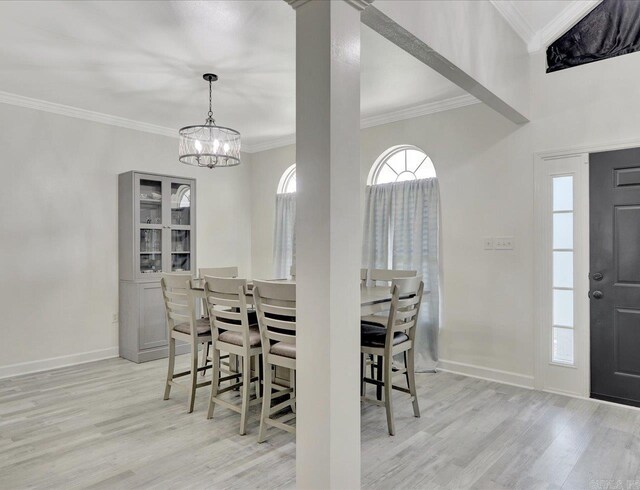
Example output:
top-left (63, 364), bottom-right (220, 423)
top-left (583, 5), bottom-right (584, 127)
top-left (534, 137), bottom-right (640, 398)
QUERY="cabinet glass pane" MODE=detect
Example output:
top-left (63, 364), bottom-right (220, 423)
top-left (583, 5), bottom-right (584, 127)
top-left (140, 229), bottom-right (162, 274)
top-left (140, 179), bottom-right (162, 225)
top-left (171, 230), bottom-right (190, 253)
top-left (553, 327), bottom-right (574, 364)
top-left (172, 254), bottom-right (190, 272)
top-left (553, 251), bottom-right (573, 288)
top-left (553, 176), bottom-right (573, 211)
top-left (553, 213), bottom-right (573, 249)
top-left (171, 183), bottom-right (191, 225)
top-left (553, 289), bottom-right (574, 327)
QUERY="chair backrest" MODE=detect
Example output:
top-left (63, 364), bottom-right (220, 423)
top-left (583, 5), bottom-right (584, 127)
top-left (370, 268), bottom-right (417, 286)
top-left (253, 280), bottom-right (297, 350)
top-left (289, 264), bottom-right (296, 280)
top-left (386, 275), bottom-right (424, 345)
top-left (199, 266), bottom-right (238, 279)
top-left (160, 272), bottom-right (196, 334)
top-left (203, 276), bottom-right (251, 345)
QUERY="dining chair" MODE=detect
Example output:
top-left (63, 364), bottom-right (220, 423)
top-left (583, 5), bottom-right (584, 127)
top-left (361, 268), bottom-right (368, 286)
top-left (204, 276), bottom-right (262, 435)
top-left (361, 275), bottom-right (424, 436)
top-left (253, 280), bottom-right (297, 443)
top-left (197, 267), bottom-right (239, 366)
top-left (161, 273), bottom-right (212, 413)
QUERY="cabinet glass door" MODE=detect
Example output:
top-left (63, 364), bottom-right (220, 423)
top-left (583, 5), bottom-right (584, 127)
top-left (170, 182), bottom-right (192, 272)
top-left (139, 178), bottom-right (163, 276)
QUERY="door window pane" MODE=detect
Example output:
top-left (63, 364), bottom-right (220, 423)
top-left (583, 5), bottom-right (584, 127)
top-left (553, 176), bottom-right (573, 211)
top-left (553, 213), bottom-right (573, 249)
top-left (140, 179), bottom-right (162, 224)
top-left (553, 327), bottom-right (574, 364)
top-left (553, 289), bottom-right (574, 327)
top-left (140, 229), bottom-right (162, 274)
top-left (171, 183), bottom-right (191, 225)
top-left (553, 251), bottom-right (573, 288)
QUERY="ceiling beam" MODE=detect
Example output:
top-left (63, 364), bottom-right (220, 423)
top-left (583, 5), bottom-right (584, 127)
top-left (362, 3), bottom-right (529, 125)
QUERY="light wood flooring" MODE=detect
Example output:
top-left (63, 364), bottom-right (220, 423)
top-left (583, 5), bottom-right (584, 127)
top-left (1, 355), bottom-right (639, 489)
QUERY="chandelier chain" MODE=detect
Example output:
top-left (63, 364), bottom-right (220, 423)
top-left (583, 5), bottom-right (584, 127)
top-left (208, 79), bottom-right (214, 121)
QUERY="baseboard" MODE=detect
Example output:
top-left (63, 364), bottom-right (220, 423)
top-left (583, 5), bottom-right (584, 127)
top-left (0, 347), bottom-right (120, 380)
top-left (437, 358), bottom-right (535, 390)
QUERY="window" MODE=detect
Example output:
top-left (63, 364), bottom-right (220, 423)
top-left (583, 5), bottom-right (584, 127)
top-left (277, 164), bottom-right (296, 194)
top-left (368, 145), bottom-right (436, 185)
top-left (551, 175), bottom-right (574, 365)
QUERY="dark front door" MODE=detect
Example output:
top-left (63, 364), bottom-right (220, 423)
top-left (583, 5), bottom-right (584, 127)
top-left (590, 147), bottom-right (640, 407)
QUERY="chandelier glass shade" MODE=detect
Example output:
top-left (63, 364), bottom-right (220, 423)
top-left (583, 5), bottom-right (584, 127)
top-left (179, 74), bottom-right (241, 168)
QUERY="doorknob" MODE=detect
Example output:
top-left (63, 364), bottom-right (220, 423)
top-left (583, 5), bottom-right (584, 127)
top-left (591, 290), bottom-right (604, 299)
top-left (592, 272), bottom-right (604, 281)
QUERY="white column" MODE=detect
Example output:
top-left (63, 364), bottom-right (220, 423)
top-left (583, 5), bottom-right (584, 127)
top-left (286, 0), bottom-right (369, 488)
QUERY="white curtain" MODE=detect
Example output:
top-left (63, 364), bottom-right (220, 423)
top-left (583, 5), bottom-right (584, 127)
top-left (362, 178), bottom-right (440, 371)
top-left (273, 193), bottom-right (296, 279)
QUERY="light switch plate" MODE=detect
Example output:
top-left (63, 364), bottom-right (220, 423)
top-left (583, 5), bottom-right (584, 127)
top-left (483, 237), bottom-right (494, 250)
top-left (495, 236), bottom-right (514, 250)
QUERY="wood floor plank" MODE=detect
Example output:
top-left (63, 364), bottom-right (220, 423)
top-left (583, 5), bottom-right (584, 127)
top-left (1, 356), bottom-right (640, 489)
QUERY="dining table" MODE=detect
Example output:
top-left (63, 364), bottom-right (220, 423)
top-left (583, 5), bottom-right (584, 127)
top-left (190, 278), bottom-right (399, 316)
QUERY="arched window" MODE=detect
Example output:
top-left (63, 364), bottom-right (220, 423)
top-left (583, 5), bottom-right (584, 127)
top-left (277, 164), bottom-right (297, 194)
top-left (368, 145), bottom-right (436, 185)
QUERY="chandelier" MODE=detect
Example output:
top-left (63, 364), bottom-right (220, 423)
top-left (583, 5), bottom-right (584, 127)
top-left (179, 74), bottom-right (241, 168)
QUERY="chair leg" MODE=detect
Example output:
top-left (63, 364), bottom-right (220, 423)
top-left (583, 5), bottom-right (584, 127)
top-left (406, 348), bottom-right (420, 418)
top-left (376, 355), bottom-right (383, 401)
top-left (360, 353), bottom-right (365, 396)
top-left (239, 354), bottom-right (252, 436)
top-left (187, 341), bottom-right (199, 413)
top-left (200, 342), bottom-right (210, 376)
top-left (290, 369), bottom-right (296, 413)
top-left (207, 348), bottom-right (221, 419)
top-left (163, 337), bottom-right (176, 400)
top-left (258, 359), bottom-right (272, 443)
top-left (403, 351), bottom-right (410, 388)
top-left (257, 354), bottom-right (264, 398)
top-left (383, 354), bottom-right (395, 436)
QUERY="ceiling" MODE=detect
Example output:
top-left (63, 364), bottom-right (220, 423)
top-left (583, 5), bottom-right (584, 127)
top-left (0, 1), bottom-right (597, 151)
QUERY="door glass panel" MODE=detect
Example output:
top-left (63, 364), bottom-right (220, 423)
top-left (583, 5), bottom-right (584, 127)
top-left (553, 213), bottom-right (573, 249)
top-left (171, 183), bottom-right (191, 226)
top-left (172, 254), bottom-right (190, 272)
top-left (553, 251), bottom-right (573, 288)
top-left (553, 327), bottom-right (574, 364)
top-left (553, 289), bottom-right (574, 327)
top-left (553, 176), bottom-right (573, 211)
top-left (140, 179), bottom-right (162, 224)
top-left (171, 230), bottom-right (190, 253)
top-left (140, 229), bottom-right (162, 274)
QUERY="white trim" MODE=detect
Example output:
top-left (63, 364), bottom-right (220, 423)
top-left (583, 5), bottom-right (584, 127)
top-left (489, 0), bottom-right (535, 48)
top-left (0, 90), bottom-right (177, 138)
top-left (0, 347), bottom-right (119, 380)
top-left (0, 89), bottom-right (479, 155)
top-left (360, 94), bottom-right (480, 129)
top-left (437, 359), bottom-right (534, 390)
top-left (534, 153), bottom-right (590, 397)
top-left (490, 0), bottom-right (602, 53)
top-left (538, 0), bottom-right (601, 53)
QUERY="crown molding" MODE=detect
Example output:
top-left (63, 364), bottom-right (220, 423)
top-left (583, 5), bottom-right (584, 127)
top-left (360, 93), bottom-right (479, 129)
top-left (490, 0), bottom-right (602, 54)
top-left (0, 90), bottom-right (177, 138)
top-left (0, 88), bottom-right (478, 155)
top-left (286, 0), bottom-right (373, 10)
top-left (538, 0), bottom-right (601, 52)
top-left (489, 0), bottom-right (535, 47)
top-left (244, 94), bottom-right (480, 154)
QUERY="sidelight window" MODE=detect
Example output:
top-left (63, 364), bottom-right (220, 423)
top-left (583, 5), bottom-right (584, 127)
top-left (552, 175), bottom-right (575, 365)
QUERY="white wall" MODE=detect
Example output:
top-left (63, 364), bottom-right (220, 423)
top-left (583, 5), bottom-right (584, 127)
top-left (248, 49), bottom-right (640, 389)
top-left (0, 104), bottom-right (252, 375)
top-left (249, 103), bottom-right (536, 382)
